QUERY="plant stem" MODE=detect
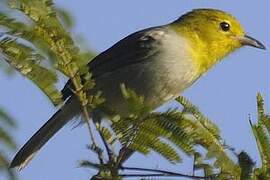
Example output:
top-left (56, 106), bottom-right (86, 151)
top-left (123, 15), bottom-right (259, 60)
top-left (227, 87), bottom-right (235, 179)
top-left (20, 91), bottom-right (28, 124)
top-left (82, 106), bottom-right (104, 164)
top-left (98, 128), bottom-right (114, 163)
top-left (121, 166), bottom-right (208, 179)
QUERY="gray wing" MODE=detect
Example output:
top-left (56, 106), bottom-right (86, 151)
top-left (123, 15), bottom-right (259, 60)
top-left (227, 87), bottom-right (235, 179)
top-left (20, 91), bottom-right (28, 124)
top-left (61, 26), bottom-right (167, 100)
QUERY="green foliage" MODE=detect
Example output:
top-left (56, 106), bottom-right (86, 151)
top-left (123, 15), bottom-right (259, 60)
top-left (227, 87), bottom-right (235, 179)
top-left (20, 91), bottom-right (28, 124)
top-left (0, 36), bottom-right (62, 105)
top-left (176, 96), bottom-right (240, 179)
top-left (185, 94), bottom-right (270, 180)
top-left (0, 1), bottom-right (94, 179)
top-left (0, 0), bottom-right (95, 107)
top-left (249, 93), bottom-right (270, 179)
top-left (0, 108), bottom-right (17, 180)
top-left (81, 91), bottom-right (270, 180)
top-left (194, 152), bottom-right (214, 177)
top-left (81, 88), bottom-right (241, 179)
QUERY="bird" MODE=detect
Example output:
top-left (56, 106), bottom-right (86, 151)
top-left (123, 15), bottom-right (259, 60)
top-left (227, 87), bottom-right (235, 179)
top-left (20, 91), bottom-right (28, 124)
top-left (10, 8), bottom-right (266, 170)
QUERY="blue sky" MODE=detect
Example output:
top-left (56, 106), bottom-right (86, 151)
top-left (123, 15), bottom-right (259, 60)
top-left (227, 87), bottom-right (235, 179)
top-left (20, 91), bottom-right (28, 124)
top-left (1, 0), bottom-right (270, 179)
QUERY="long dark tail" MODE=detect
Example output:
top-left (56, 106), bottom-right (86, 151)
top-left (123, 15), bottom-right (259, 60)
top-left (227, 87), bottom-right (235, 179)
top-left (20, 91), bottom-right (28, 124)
top-left (10, 97), bottom-right (79, 170)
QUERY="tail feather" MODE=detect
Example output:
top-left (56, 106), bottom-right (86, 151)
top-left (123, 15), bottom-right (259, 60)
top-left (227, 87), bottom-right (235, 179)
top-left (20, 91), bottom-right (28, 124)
top-left (10, 97), bottom-right (79, 170)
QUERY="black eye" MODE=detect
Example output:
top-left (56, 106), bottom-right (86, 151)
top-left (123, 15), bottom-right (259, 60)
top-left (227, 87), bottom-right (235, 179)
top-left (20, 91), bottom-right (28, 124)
top-left (220, 22), bottom-right (230, 32)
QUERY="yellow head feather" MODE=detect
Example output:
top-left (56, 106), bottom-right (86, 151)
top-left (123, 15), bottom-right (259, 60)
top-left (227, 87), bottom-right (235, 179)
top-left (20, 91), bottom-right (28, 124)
top-left (170, 9), bottom-right (245, 74)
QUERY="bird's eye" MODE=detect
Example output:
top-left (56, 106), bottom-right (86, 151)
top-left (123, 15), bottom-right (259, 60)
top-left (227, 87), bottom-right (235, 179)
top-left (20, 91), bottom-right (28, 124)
top-left (220, 22), bottom-right (230, 32)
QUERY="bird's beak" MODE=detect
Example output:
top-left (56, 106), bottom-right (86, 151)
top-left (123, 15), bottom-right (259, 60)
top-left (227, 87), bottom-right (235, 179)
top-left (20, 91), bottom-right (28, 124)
top-left (238, 35), bottom-right (266, 50)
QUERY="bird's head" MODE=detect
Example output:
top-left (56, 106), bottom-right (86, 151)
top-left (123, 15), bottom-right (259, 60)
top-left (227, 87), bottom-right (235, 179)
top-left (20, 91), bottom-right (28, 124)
top-left (171, 8), bottom-right (266, 73)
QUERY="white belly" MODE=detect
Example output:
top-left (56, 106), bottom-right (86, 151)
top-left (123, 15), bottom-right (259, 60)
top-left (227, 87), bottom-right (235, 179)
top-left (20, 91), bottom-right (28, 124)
top-left (93, 28), bottom-right (198, 115)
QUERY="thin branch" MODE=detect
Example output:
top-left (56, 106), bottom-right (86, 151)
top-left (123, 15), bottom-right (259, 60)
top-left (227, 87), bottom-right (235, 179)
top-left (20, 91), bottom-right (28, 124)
top-left (68, 81), bottom-right (106, 164)
top-left (119, 173), bottom-right (205, 178)
top-left (97, 128), bottom-right (115, 163)
top-left (117, 146), bottom-right (130, 166)
top-left (82, 106), bottom-right (104, 164)
top-left (82, 107), bottom-right (96, 145)
top-left (120, 166), bottom-right (208, 179)
top-left (192, 155), bottom-right (196, 176)
top-left (87, 98), bottom-right (115, 165)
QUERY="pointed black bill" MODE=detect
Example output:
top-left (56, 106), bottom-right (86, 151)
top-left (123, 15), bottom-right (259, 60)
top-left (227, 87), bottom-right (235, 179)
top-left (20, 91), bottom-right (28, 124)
top-left (240, 35), bottom-right (266, 50)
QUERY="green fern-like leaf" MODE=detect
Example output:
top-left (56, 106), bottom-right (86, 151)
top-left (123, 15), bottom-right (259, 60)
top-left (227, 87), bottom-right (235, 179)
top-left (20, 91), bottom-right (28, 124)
top-left (0, 37), bottom-right (62, 105)
top-left (252, 124), bottom-right (270, 164)
top-left (239, 93), bottom-right (270, 179)
top-left (0, 12), bottom-right (28, 31)
top-left (250, 93), bottom-right (270, 172)
top-left (108, 93), bottom-right (240, 177)
top-left (194, 152), bottom-right (215, 177)
top-left (0, 106), bottom-right (17, 180)
top-left (150, 140), bottom-right (180, 163)
top-left (9, 0), bottom-right (86, 71)
top-left (0, 107), bottom-right (16, 149)
top-left (147, 111), bottom-right (196, 155)
top-left (261, 115), bottom-right (270, 135)
top-left (0, 108), bottom-right (16, 127)
top-left (0, 127), bottom-right (16, 149)
top-left (120, 84), bottom-right (150, 116)
top-left (176, 96), bottom-right (220, 139)
top-left (176, 96), bottom-right (240, 178)
top-left (130, 125), bottom-right (181, 163)
top-left (98, 126), bottom-right (116, 146)
top-left (0, 151), bottom-right (16, 180)
top-left (8, 0), bottom-right (99, 111)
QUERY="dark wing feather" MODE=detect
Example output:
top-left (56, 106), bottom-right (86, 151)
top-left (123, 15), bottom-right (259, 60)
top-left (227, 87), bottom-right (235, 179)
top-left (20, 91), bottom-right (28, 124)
top-left (61, 26), bottom-right (166, 100)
